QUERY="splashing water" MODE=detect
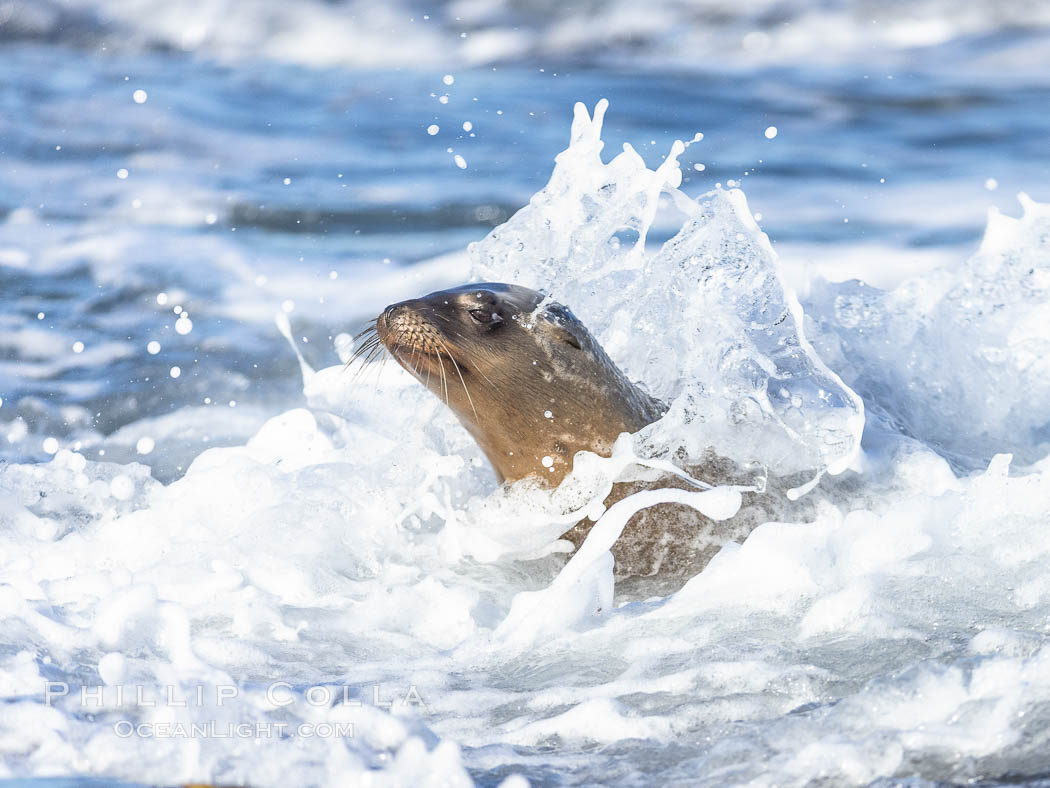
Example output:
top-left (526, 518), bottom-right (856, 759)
top-left (472, 100), bottom-right (865, 492)
top-left (808, 194), bottom-right (1050, 469)
top-left (3, 99), bottom-right (1050, 788)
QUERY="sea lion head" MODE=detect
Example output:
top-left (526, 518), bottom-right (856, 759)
top-left (373, 282), bottom-right (663, 485)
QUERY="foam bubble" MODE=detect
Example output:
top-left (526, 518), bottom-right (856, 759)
top-left (98, 652), bottom-right (127, 684)
top-left (109, 474), bottom-right (135, 499)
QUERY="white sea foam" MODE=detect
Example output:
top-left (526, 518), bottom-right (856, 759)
top-left (2, 102), bottom-right (1050, 787)
top-left (808, 193), bottom-right (1050, 467)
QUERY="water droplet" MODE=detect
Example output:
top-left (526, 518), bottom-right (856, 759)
top-left (110, 475), bottom-right (134, 500)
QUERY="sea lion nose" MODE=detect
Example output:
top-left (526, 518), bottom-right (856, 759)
top-left (383, 299), bottom-right (426, 317)
top-left (379, 299), bottom-right (408, 322)
top-left (377, 299), bottom-right (426, 342)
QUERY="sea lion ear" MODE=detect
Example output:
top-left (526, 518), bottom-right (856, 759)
top-left (539, 304), bottom-right (584, 350)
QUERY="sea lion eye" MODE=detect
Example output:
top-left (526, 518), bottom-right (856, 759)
top-left (468, 309), bottom-right (502, 326)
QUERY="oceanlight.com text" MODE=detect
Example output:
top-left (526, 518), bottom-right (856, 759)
top-left (112, 720), bottom-right (355, 739)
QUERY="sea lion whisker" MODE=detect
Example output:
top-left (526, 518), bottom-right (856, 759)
top-left (414, 342), bottom-right (428, 380)
top-left (359, 336), bottom-right (383, 357)
top-left (443, 328), bottom-right (499, 388)
top-left (347, 341), bottom-right (384, 378)
top-left (346, 342), bottom-right (378, 377)
top-left (349, 349), bottom-right (385, 386)
top-left (435, 346), bottom-right (451, 407)
top-left (386, 324), bottom-right (424, 377)
top-left (353, 319), bottom-right (379, 341)
top-left (346, 324), bottom-right (394, 391)
top-left (368, 348), bottom-right (391, 397)
top-left (436, 335), bottom-right (479, 422)
top-left (468, 359), bottom-right (498, 390)
top-left (346, 331), bottom-right (381, 366)
top-left (350, 324), bottom-right (379, 347)
top-left (375, 352), bottom-right (392, 392)
top-left (345, 342), bottom-right (368, 370)
top-left (422, 345), bottom-right (433, 389)
top-left (350, 334), bottom-right (377, 355)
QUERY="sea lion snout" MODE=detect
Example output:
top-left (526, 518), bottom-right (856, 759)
top-left (376, 300), bottom-right (447, 363)
top-left (375, 299), bottom-right (420, 339)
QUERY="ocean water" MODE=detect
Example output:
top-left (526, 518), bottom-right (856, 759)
top-left (2, 1), bottom-right (1050, 786)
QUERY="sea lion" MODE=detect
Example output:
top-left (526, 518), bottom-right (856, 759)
top-left (364, 282), bottom-right (805, 587)
top-left (370, 283), bottom-right (664, 484)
